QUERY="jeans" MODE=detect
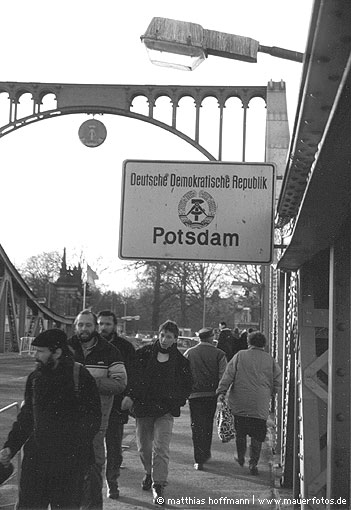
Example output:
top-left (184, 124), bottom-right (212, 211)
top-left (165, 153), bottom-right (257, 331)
top-left (189, 396), bottom-right (217, 464)
top-left (136, 413), bottom-right (174, 487)
top-left (105, 415), bottom-right (124, 492)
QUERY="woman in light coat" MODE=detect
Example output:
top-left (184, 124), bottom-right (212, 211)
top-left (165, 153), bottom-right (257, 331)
top-left (217, 331), bottom-right (281, 475)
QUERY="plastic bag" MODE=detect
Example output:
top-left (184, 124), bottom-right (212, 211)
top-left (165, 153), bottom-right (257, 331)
top-left (216, 399), bottom-right (235, 443)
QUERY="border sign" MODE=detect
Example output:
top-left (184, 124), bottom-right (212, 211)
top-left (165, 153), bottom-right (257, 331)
top-left (119, 160), bottom-right (275, 264)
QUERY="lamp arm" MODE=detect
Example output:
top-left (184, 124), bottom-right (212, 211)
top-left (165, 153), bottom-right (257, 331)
top-left (258, 44), bottom-right (303, 62)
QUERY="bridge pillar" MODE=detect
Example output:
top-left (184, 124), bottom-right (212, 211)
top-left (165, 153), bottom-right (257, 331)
top-left (327, 225), bottom-right (351, 507)
top-left (265, 79), bottom-right (290, 200)
top-left (296, 253), bottom-right (329, 504)
top-left (263, 80), bottom-right (289, 351)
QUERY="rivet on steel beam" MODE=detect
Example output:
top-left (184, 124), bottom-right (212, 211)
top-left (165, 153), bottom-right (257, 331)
top-left (336, 413), bottom-right (345, 422)
top-left (309, 92), bottom-right (322, 99)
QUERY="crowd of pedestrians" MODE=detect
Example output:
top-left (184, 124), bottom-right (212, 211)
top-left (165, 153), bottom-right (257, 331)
top-left (0, 314), bottom-right (281, 509)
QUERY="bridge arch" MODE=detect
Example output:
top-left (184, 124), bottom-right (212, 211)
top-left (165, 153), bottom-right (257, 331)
top-left (0, 106), bottom-right (217, 161)
top-left (0, 80), bottom-right (289, 352)
top-left (0, 81), bottom-right (277, 162)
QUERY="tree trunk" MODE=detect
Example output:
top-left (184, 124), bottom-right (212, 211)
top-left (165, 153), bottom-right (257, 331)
top-left (151, 263), bottom-right (161, 331)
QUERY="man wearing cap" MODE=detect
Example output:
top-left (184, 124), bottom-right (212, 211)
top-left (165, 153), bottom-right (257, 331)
top-left (0, 329), bottom-right (102, 509)
top-left (68, 309), bottom-right (127, 510)
top-left (184, 327), bottom-right (227, 470)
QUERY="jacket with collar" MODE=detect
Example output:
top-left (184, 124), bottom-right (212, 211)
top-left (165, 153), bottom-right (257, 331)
top-left (108, 332), bottom-right (135, 420)
top-left (184, 341), bottom-right (227, 399)
top-left (68, 334), bottom-right (127, 430)
top-left (4, 355), bottom-right (101, 458)
top-left (127, 341), bottom-right (192, 418)
top-left (217, 346), bottom-right (282, 420)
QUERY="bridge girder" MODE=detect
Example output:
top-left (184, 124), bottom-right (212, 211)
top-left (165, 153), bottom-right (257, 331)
top-left (0, 81), bottom-right (268, 161)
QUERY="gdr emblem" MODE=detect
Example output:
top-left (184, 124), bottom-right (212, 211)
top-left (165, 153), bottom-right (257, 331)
top-left (178, 190), bottom-right (216, 229)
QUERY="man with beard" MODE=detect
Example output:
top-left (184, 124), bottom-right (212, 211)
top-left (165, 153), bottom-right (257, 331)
top-left (68, 310), bottom-right (127, 510)
top-left (97, 310), bottom-right (135, 500)
top-left (0, 329), bottom-right (101, 510)
top-left (121, 320), bottom-right (192, 506)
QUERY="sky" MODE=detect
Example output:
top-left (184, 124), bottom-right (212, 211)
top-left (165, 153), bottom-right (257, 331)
top-left (0, 0), bottom-right (313, 292)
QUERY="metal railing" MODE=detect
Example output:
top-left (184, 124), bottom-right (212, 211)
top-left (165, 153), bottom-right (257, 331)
top-left (19, 337), bottom-right (35, 356)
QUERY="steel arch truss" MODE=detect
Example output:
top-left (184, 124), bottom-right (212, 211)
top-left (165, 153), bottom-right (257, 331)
top-left (0, 81), bottom-right (268, 161)
top-left (0, 244), bottom-right (73, 353)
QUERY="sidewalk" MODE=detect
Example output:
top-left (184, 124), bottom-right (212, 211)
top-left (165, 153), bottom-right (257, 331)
top-left (103, 405), bottom-right (293, 510)
top-left (0, 354), bottom-right (294, 509)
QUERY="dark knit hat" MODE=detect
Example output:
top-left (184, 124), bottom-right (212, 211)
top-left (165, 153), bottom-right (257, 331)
top-left (0, 462), bottom-right (14, 485)
top-left (198, 327), bottom-right (214, 340)
top-left (31, 329), bottom-right (68, 350)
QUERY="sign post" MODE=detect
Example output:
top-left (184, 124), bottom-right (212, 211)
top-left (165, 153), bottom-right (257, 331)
top-left (119, 160), bottom-right (275, 264)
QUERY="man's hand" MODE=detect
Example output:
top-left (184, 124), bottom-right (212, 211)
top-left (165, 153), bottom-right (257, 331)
top-left (0, 447), bottom-right (12, 467)
top-left (121, 396), bottom-right (134, 411)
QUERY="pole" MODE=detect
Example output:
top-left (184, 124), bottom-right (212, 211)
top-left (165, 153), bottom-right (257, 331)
top-left (202, 293), bottom-right (206, 327)
top-left (83, 282), bottom-right (87, 309)
top-left (122, 299), bottom-right (127, 334)
top-left (258, 44), bottom-right (303, 63)
top-left (47, 281), bottom-right (51, 308)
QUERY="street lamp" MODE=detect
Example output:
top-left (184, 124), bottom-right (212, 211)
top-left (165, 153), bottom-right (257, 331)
top-left (141, 17), bottom-right (303, 71)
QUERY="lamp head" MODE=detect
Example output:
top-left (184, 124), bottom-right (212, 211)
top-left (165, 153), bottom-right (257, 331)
top-left (141, 17), bottom-right (206, 71)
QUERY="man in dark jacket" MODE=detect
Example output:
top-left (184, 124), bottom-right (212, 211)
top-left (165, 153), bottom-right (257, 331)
top-left (233, 329), bottom-right (248, 356)
top-left (68, 310), bottom-right (127, 510)
top-left (97, 310), bottom-right (135, 500)
top-left (216, 321), bottom-right (235, 361)
top-left (121, 320), bottom-right (192, 506)
top-left (0, 329), bottom-right (101, 510)
top-left (184, 327), bottom-right (227, 470)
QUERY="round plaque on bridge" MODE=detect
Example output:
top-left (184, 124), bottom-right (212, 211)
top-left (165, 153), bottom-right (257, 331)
top-left (78, 119), bottom-right (107, 147)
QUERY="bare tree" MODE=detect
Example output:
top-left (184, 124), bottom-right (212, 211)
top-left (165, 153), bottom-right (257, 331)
top-left (18, 251), bottom-right (62, 297)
